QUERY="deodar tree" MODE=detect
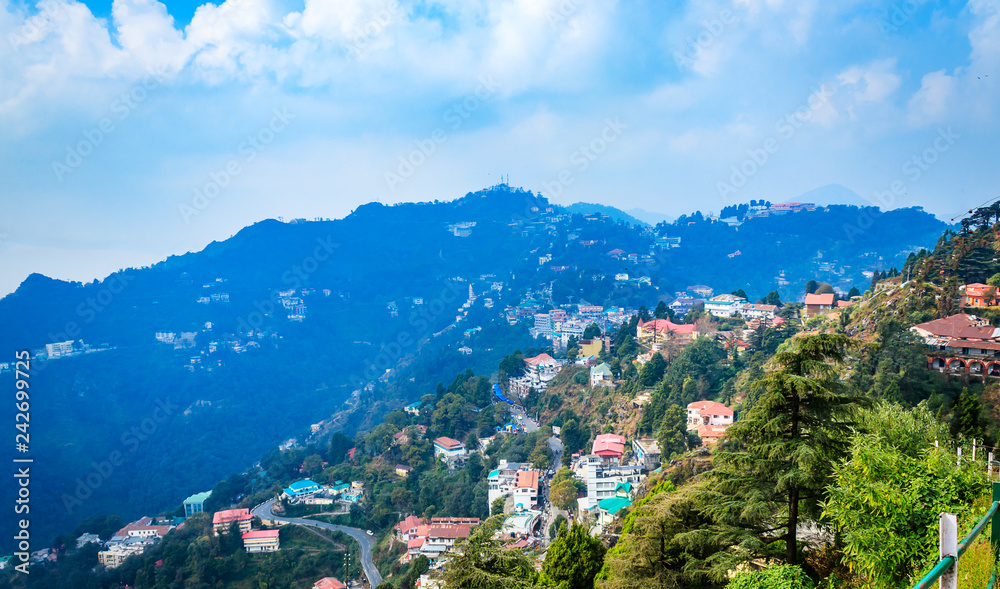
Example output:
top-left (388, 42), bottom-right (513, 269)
top-left (700, 334), bottom-right (864, 573)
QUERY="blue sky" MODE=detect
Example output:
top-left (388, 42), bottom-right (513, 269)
top-left (0, 0), bottom-right (998, 296)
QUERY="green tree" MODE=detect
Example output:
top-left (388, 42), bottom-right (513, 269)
top-left (491, 496), bottom-right (506, 516)
top-left (653, 301), bottom-right (669, 319)
top-left (731, 289), bottom-right (747, 300)
top-left (725, 564), bottom-right (814, 589)
top-left (804, 280), bottom-right (818, 294)
top-left (823, 403), bottom-right (986, 588)
top-left (656, 405), bottom-right (689, 459)
top-left (950, 387), bottom-right (986, 441)
top-left (847, 286), bottom-right (861, 298)
top-left (443, 515), bottom-right (537, 589)
top-left (584, 323), bottom-right (602, 340)
top-left (638, 352), bottom-right (666, 387)
top-left (542, 521), bottom-right (607, 589)
top-left (702, 334), bottom-right (864, 570)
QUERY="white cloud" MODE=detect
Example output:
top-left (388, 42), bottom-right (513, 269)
top-left (908, 69), bottom-right (958, 124)
top-left (837, 58), bottom-right (901, 104)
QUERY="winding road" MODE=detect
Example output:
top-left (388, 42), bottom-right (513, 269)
top-left (252, 499), bottom-right (383, 587)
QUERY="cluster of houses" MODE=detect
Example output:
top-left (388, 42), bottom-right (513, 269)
top-left (281, 478), bottom-right (365, 505)
top-left (508, 352), bottom-right (564, 398)
top-left (394, 516), bottom-right (483, 563)
top-left (97, 517), bottom-right (178, 568)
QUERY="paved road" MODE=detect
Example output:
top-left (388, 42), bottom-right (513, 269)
top-left (253, 499), bottom-right (383, 587)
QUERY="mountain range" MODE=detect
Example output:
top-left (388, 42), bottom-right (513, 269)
top-left (0, 184), bottom-right (951, 549)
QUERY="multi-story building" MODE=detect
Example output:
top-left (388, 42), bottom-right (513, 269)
top-left (242, 530), bottom-right (280, 553)
top-left (578, 456), bottom-right (643, 510)
top-left (184, 491), bottom-right (212, 517)
top-left (213, 509), bottom-right (253, 535)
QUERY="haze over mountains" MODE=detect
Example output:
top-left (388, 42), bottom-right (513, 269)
top-left (0, 185), bottom-right (949, 548)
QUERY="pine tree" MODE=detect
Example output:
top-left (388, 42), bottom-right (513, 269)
top-left (701, 334), bottom-right (864, 571)
top-left (542, 522), bottom-right (606, 589)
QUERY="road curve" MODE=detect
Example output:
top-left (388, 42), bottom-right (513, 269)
top-left (252, 498), bottom-right (383, 587)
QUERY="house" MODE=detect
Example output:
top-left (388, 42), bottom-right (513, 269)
top-left (513, 470), bottom-right (541, 509)
top-left (686, 401), bottom-right (735, 429)
top-left (635, 319), bottom-right (696, 342)
top-left (404, 401), bottom-right (422, 416)
top-left (282, 479), bottom-right (322, 502)
top-left (590, 362), bottom-right (614, 387)
top-left (591, 434), bottom-right (626, 466)
top-left (739, 303), bottom-right (778, 320)
top-left (242, 530), bottom-right (280, 553)
top-left (509, 353), bottom-right (562, 397)
top-left (112, 516), bottom-right (174, 540)
top-left (704, 294), bottom-right (746, 318)
top-left (433, 437), bottom-right (466, 460)
top-left (183, 491), bottom-right (212, 517)
top-left (964, 283), bottom-right (1000, 308)
top-left (803, 293), bottom-right (835, 317)
top-left (596, 483), bottom-right (635, 526)
top-left (213, 509), bottom-right (253, 535)
top-left (487, 460), bottom-right (527, 505)
top-left (632, 438), bottom-right (661, 470)
top-left (578, 455), bottom-right (643, 509)
top-left (579, 338), bottom-right (603, 357)
top-left (395, 515), bottom-right (426, 541)
top-left (76, 533), bottom-right (101, 549)
top-left (395, 464), bottom-right (412, 478)
top-left (668, 297), bottom-right (703, 317)
top-left (314, 578), bottom-right (348, 589)
top-left (695, 424), bottom-right (731, 445)
top-left (423, 523), bottom-right (476, 556)
top-left (913, 314), bottom-right (1000, 375)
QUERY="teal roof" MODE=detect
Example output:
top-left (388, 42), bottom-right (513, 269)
top-left (406, 401), bottom-right (422, 408)
top-left (616, 482), bottom-right (633, 493)
top-left (184, 490), bottom-right (212, 504)
top-left (598, 496), bottom-right (632, 515)
top-left (288, 479), bottom-right (319, 490)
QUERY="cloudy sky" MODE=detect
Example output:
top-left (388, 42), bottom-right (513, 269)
top-left (0, 0), bottom-right (997, 295)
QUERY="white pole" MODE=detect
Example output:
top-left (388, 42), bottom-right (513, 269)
top-left (973, 439), bottom-right (977, 462)
top-left (958, 447), bottom-right (962, 467)
top-left (990, 452), bottom-right (994, 480)
top-left (940, 512), bottom-right (958, 589)
top-left (936, 439), bottom-right (939, 448)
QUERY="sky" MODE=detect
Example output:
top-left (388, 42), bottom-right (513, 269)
top-left (0, 0), bottom-right (998, 296)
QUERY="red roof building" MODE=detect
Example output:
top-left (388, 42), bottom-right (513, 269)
top-left (591, 434), bottom-right (626, 465)
top-left (804, 293), bottom-right (835, 317)
top-left (212, 509), bottom-right (252, 535)
top-left (964, 283), bottom-right (1000, 308)
top-left (314, 578), bottom-right (348, 589)
top-left (686, 401), bottom-right (735, 429)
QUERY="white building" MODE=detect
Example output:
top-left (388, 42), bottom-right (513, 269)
top-left (577, 456), bottom-right (643, 510)
top-left (704, 294), bottom-right (746, 318)
top-left (686, 401), bottom-right (735, 428)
